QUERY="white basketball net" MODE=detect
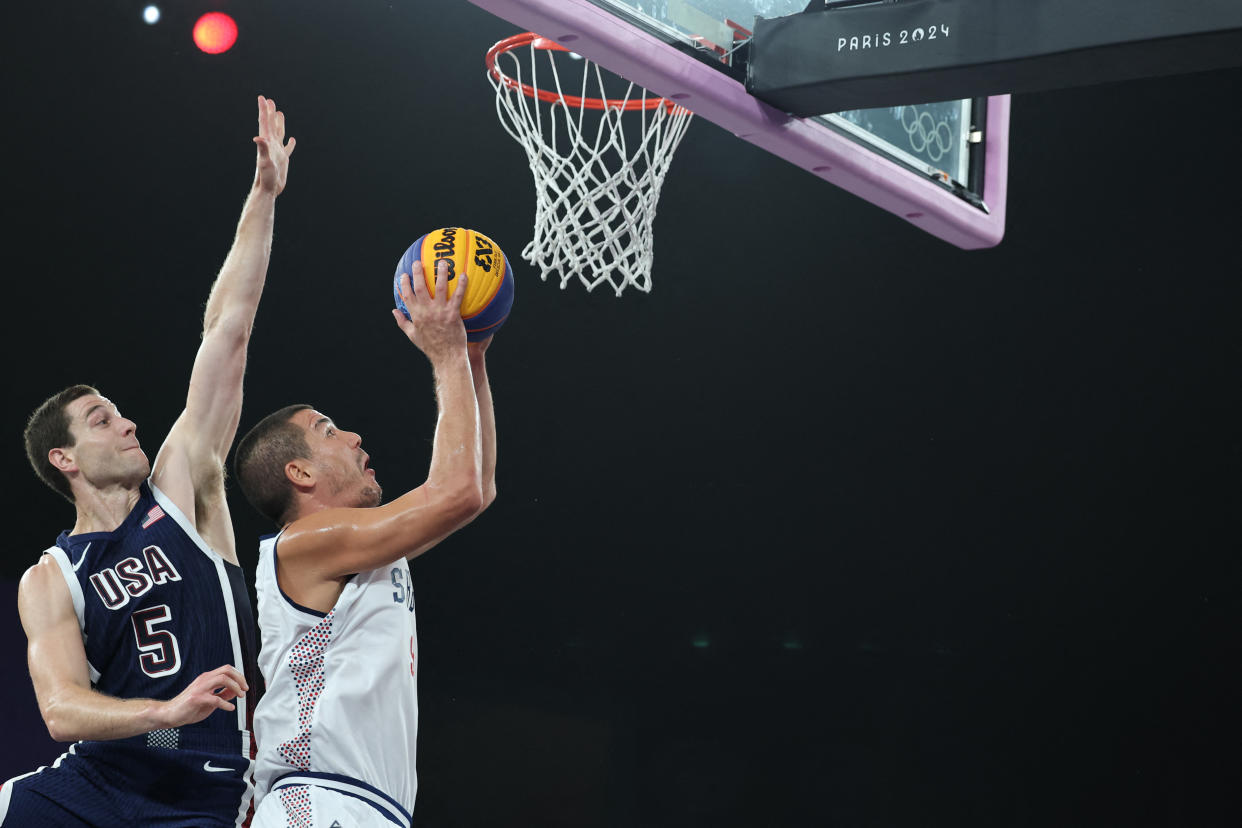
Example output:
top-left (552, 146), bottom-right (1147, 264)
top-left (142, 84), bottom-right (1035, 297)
top-left (489, 36), bottom-right (693, 295)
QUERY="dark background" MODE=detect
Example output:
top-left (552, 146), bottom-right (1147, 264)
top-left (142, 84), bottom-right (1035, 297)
top-left (4, 2), bottom-right (1240, 826)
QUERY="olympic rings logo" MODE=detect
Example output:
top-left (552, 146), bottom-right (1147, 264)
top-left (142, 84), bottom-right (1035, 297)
top-left (900, 106), bottom-right (954, 161)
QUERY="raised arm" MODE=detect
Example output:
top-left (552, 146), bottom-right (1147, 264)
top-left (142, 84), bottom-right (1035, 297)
top-left (468, 336), bottom-right (498, 509)
top-left (154, 97), bottom-right (295, 530)
top-left (280, 262), bottom-right (484, 597)
top-left (362, 335), bottom-right (500, 570)
top-left (19, 557), bottom-right (247, 742)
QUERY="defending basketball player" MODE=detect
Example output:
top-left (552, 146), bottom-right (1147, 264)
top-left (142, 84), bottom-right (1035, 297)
top-left (2, 97), bottom-right (294, 827)
top-left (233, 259), bottom-right (497, 827)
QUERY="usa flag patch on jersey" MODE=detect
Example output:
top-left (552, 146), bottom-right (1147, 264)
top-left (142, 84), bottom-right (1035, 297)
top-left (141, 505), bottom-right (166, 529)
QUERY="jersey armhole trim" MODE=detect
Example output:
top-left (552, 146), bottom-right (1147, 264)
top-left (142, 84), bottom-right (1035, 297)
top-left (148, 479), bottom-right (224, 563)
top-left (42, 546), bottom-right (101, 682)
top-left (43, 545), bottom-right (86, 631)
top-left (271, 536), bottom-right (329, 620)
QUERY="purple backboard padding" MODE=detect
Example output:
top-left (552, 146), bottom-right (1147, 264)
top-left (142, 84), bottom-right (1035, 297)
top-left (469, 0), bottom-right (1008, 249)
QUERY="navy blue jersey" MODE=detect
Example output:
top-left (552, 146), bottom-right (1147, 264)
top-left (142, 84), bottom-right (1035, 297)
top-left (1, 480), bottom-right (261, 827)
top-left (48, 480), bottom-right (259, 750)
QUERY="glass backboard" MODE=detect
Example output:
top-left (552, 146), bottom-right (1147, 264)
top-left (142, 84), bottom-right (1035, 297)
top-left (468, 0), bottom-right (1009, 249)
top-left (597, 1), bottom-right (976, 185)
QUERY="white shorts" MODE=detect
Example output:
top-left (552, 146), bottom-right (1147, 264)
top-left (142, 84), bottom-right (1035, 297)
top-left (252, 774), bottom-right (411, 828)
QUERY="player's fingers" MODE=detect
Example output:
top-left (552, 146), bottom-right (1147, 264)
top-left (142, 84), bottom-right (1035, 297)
top-left (258, 96), bottom-right (271, 138)
top-left (409, 263), bottom-right (428, 302)
top-left (275, 109), bottom-right (286, 140)
top-left (394, 276), bottom-right (417, 326)
top-left (450, 272), bottom-right (468, 312)
top-left (285, 136), bottom-right (296, 156)
top-left (201, 665), bottom-right (228, 681)
top-left (207, 664), bottom-right (247, 691)
top-left (433, 260), bottom-right (449, 303)
top-left (214, 697), bottom-right (237, 712)
top-left (398, 271), bottom-right (419, 306)
top-left (214, 664), bottom-right (246, 685)
top-left (209, 677), bottom-right (243, 699)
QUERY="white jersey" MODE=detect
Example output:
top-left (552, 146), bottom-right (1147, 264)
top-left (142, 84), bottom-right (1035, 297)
top-left (253, 532), bottom-right (418, 826)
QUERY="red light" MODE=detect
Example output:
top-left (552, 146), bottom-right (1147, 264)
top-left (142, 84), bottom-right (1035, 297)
top-left (193, 13), bottom-right (238, 55)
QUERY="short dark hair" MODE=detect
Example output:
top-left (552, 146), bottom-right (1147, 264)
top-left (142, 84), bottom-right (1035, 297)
top-left (24, 384), bottom-right (99, 503)
top-left (234, 404), bottom-right (314, 526)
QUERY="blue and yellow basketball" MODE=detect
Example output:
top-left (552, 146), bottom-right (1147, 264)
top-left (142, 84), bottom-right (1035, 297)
top-left (392, 227), bottom-right (514, 342)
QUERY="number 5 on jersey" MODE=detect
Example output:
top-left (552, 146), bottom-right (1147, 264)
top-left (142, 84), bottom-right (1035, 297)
top-left (132, 604), bottom-right (182, 678)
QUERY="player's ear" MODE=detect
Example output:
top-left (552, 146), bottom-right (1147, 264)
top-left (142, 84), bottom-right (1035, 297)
top-left (285, 458), bottom-right (314, 490)
top-left (49, 447), bottom-right (76, 473)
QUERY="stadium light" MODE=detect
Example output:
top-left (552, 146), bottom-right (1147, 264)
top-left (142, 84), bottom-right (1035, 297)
top-left (192, 12), bottom-right (238, 55)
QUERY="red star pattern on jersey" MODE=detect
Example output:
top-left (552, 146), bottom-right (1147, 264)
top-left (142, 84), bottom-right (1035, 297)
top-left (277, 610), bottom-right (336, 771)
top-left (280, 785), bottom-right (314, 828)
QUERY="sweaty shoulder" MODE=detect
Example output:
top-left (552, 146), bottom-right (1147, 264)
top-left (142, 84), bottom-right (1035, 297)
top-left (18, 554), bottom-right (75, 629)
top-left (276, 510), bottom-right (345, 563)
top-left (270, 513), bottom-right (362, 613)
top-left (22, 553), bottom-right (66, 591)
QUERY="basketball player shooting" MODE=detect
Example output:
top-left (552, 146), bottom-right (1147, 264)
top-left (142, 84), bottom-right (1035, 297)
top-left (232, 259), bottom-right (497, 827)
top-left (2, 97), bottom-right (294, 827)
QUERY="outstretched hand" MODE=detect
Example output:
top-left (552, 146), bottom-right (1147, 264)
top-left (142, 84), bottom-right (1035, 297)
top-left (392, 260), bottom-right (468, 361)
top-left (158, 665), bottom-right (249, 728)
top-left (254, 95), bottom-right (295, 194)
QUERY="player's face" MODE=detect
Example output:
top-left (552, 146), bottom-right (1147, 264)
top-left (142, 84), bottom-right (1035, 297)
top-left (295, 408), bottom-right (382, 508)
top-left (63, 394), bottom-right (150, 490)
